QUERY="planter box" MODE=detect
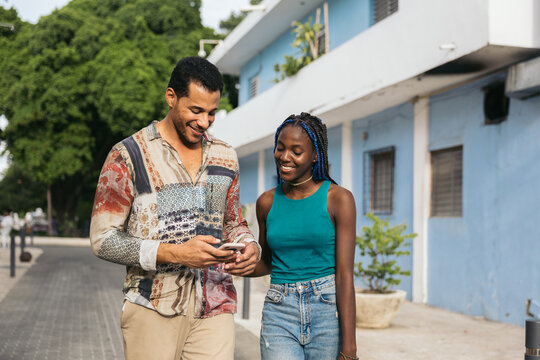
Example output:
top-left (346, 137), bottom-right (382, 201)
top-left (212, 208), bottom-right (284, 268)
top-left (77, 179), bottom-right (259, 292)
top-left (355, 289), bottom-right (406, 329)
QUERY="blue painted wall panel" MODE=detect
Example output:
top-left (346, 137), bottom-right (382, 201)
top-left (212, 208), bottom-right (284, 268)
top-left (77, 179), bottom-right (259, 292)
top-left (428, 74), bottom-right (540, 326)
top-left (238, 153), bottom-right (259, 205)
top-left (239, 0), bottom-right (373, 104)
top-left (328, 0), bottom-right (372, 50)
top-left (264, 147), bottom-right (278, 190)
top-left (327, 124), bottom-right (342, 184)
top-left (351, 102), bottom-right (415, 297)
top-left (239, 30), bottom-right (296, 105)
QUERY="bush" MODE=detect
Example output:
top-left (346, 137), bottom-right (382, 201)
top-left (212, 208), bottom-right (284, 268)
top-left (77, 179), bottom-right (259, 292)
top-left (355, 213), bottom-right (416, 293)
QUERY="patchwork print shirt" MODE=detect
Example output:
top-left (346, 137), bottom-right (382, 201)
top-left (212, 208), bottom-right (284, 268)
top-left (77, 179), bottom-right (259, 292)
top-left (90, 122), bottom-right (254, 317)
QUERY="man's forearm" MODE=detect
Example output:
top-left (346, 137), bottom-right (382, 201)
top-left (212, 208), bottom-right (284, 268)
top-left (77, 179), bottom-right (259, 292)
top-left (91, 229), bottom-right (160, 271)
top-left (92, 229), bottom-right (143, 266)
top-left (156, 242), bottom-right (183, 264)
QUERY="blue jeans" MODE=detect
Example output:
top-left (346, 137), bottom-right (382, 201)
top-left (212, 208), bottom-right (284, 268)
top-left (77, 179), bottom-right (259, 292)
top-left (260, 274), bottom-right (341, 360)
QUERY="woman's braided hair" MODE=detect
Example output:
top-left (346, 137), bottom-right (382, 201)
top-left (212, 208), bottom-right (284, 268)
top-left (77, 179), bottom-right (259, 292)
top-left (274, 112), bottom-right (337, 184)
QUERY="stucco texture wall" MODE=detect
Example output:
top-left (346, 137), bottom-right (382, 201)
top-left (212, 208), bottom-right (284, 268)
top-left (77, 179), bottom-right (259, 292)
top-left (351, 102), bottom-right (415, 297)
top-left (427, 74), bottom-right (540, 326)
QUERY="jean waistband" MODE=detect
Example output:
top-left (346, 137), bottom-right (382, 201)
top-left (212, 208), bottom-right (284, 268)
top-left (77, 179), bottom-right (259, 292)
top-left (270, 274), bottom-right (335, 293)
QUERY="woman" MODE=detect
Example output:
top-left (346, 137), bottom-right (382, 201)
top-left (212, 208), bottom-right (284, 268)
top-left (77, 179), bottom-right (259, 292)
top-left (249, 113), bottom-right (357, 360)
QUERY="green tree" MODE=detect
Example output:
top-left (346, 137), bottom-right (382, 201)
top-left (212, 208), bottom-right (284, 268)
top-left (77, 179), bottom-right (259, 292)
top-left (218, 0), bottom-right (262, 35)
top-left (0, 162), bottom-right (47, 214)
top-left (0, 0), bottom-right (217, 235)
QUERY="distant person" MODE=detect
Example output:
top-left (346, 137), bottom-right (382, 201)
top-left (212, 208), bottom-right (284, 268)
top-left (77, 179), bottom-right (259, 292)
top-left (1, 210), bottom-right (14, 249)
top-left (90, 57), bottom-right (260, 360)
top-left (24, 211), bottom-right (33, 234)
top-left (12, 212), bottom-right (20, 230)
top-left (234, 113), bottom-right (358, 360)
top-left (51, 217), bottom-right (58, 236)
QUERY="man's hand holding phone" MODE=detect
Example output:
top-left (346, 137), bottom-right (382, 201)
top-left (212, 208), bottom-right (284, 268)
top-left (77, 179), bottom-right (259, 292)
top-left (218, 242), bottom-right (246, 251)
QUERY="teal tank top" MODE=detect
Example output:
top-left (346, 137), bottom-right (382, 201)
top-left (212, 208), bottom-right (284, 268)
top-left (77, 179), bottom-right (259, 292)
top-left (266, 180), bottom-right (336, 284)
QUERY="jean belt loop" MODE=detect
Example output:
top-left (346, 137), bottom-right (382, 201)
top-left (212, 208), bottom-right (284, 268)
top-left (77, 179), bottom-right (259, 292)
top-left (284, 283), bottom-right (288, 296)
top-left (311, 279), bottom-right (319, 295)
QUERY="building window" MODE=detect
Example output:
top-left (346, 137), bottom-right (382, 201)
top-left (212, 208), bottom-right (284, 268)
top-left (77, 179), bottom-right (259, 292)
top-left (374, 0), bottom-right (399, 24)
top-left (364, 146), bottom-right (395, 214)
top-left (431, 146), bottom-right (463, 217)
top-left (249, 75), bottom-right (258, 99)
top-left (317, 28), bottom-right (326, 57)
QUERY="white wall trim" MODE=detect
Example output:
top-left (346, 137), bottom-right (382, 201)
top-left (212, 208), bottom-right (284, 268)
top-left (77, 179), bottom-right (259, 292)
top-left (257, 150), bottom-right (265, 196)
top-left (412, 97), bottom-right (431, 304)
top-left (341, 121), bottom-right (353, 191)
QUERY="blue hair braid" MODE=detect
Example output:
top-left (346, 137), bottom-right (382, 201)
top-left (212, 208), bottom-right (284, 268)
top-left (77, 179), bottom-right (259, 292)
top-left (274, 115), bottom-right (333, 184)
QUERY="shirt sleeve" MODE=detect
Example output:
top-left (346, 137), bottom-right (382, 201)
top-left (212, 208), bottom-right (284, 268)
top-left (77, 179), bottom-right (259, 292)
top-left (89, 147), bottom-right (148, 267)
top-left (222, 171), bottom-right (256, 245)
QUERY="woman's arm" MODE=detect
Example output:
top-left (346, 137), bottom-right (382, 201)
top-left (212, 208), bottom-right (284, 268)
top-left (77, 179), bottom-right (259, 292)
top-left (247, 190), bottom-right (274, 277)
top-left (330, 185), bottom-right (357, 359)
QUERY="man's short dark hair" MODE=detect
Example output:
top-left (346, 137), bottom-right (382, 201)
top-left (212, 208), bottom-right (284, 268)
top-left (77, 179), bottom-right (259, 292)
top-left (168, 57), bottom-right (223, 99)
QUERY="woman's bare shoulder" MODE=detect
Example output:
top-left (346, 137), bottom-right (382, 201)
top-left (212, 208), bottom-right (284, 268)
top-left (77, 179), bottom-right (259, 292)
top-left (328, 183), bottom-right (355, 210)
top-left (256, 188), bottom-right (276, 214)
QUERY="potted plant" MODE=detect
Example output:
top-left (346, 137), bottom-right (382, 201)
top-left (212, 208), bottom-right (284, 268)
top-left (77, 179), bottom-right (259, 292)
top-left (354, 213), bottom-right (416, 328)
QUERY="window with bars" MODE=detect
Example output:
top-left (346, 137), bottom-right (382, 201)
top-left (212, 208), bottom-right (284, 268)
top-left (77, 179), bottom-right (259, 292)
top-left (431, 146), bottom-right (463, 217)
top-left (317, 29), bottom-right (326, 57)
top-left (364, 147), bottom-right (395, 214)
top-left (248, 75), bottom-right (258, 99)
top-left (374, 0), bottom-right (399, 24)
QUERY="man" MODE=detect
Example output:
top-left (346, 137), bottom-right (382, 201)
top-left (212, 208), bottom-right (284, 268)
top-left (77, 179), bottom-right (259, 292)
top-left (1, 209), bottom-right (13, 248)
top-left (90, 57), bottom-right (260, 360)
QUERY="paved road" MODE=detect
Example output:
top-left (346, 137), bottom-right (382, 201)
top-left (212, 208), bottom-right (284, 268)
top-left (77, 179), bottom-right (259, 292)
top-left (0, 245), bottom-right (259, 360)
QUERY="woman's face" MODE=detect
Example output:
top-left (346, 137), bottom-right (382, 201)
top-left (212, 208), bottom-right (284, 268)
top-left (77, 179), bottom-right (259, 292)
top-left (274, 125), bottom-right (316, 183)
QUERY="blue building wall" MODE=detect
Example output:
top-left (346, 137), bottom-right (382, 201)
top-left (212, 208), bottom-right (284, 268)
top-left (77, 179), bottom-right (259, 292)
top-left (264, 148), bottom-right (277, 190)
top-left (351, 102), bottom-right (415, 296)
top-left (238, 32), bottom-right (294, 105)
top-left (327, 124), bottom-right (342, 184)
top-left (238, 153), bottom-right (258, 205)
top-left (427, 74), bottom-right (540, 326)
top-left (235, 71), bottom-right (540, 326)
top-left (239, 0), bottom-right (373, 105)
top-left (327, 0), bottom-right (372, 50)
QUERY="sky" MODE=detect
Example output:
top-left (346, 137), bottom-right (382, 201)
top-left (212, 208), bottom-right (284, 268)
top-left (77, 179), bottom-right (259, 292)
top-left (2, 0), bottom-right (251, 29)
top-left (0, 0), bottom-right (250, 176)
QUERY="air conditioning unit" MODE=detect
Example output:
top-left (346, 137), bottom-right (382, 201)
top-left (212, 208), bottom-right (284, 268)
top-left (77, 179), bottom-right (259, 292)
top-left (506, 56), bottom-right (540, 100)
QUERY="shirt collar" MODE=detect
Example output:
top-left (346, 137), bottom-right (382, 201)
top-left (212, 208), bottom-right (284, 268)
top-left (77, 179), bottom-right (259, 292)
top-left (147, 121), bottom-right (214, 147)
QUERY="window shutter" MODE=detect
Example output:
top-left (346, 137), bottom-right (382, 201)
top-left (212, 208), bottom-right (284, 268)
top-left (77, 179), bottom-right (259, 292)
top-left (431, 146), bottom-right (463, 217)
top-left (364, 146), bottom-right (395, 214)
top-left (371, 150), bottom-right (394, 213)
top-left (249, 76), bottom-right (258, 99)
top-left (374, 0), bottom-right (399, 24)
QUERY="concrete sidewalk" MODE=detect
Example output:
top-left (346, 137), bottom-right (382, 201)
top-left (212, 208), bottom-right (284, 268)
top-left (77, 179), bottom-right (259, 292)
top-left (234, 270), bottom-right (525, 360)
top-left (0, 236), bottom-right (90, 303)
top-left (0, 236), bottom-right (526, 359)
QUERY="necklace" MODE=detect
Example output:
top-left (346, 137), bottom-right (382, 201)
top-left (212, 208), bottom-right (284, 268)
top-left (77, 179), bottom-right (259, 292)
top-left (289, 175), bottom-right (313, 186)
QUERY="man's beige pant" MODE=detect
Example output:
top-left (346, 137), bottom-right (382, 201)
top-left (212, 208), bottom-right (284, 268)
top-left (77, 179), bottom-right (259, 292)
top-left (121, 291), bottom-right (235, 360)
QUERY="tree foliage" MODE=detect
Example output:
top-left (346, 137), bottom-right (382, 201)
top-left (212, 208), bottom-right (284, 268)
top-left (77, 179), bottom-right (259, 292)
top-left (218, 0), bottom-right (262, 35)
top-left (0, 0), bottom-right (217, 235)
top-left (0, 162), bottom-right (47, 214)
top-left (274, 17), bottom-right (323, 82)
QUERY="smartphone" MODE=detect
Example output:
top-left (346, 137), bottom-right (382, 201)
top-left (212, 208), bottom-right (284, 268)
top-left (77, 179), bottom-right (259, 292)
top-left (218, 243), bottom-right (246, 251)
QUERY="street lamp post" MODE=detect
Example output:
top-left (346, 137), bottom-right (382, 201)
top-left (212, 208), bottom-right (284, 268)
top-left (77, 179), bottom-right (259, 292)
top-left (198, 39), bottom-right (222, 58)
top-left (0, 22), bottom-right (15, 32)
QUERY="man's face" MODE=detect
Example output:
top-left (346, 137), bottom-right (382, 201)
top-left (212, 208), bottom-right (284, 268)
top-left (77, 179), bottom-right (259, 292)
top-left (166, 81), bottom-right (220, 148)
